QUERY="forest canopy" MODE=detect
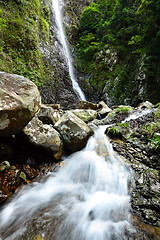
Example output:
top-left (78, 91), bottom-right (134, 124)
top-left (76, 0), bottom-right (160, 105)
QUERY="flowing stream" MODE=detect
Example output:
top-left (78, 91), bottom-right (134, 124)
top-left (0, 126), bottom-right (135, 240)
top-left (52, 0), bottom-right (86, 101)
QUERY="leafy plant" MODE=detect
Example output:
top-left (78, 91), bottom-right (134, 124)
top-left (117, 122), bottom-right (129, 128)
top-left (150, 133), bottom-right (160, 150)
top-left (115, 106), bottom-right (132, 114)
top-left (76, 0), bottom-right (160, 105)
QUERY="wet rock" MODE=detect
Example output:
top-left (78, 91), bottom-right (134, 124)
top-left (70, 109), bottom-right (97, 123)
top-left (0, 191), bottom-right (8, 204)
top-left (23, 164), bottom-right (38, 179)
top-left (54, 111), bottom-right (94, 152)
top-left (18, 171), bottom-right (26, 182)
top-left (137, 101), bottom-right (154, 110)
top-left (98, 105), bottom-right (133, 125)
top-left (112, 138), bottom-right (160, 225)
top-left (0, 72), bottom-right (41, 136)
top-left (46, 104), bottom-right (60, 110)
top-left (97, 101), bottom-right (112, 118)
top-left (0, 166), bottom-right (21, 203)
top-left (38, 104), bottom-right (62, 125)
top-left (0, 161), bottom-right (10, 172)
top-left (132, 215), bottom-right (160, 240)
top-left (23, 116), bottom-right (64, 161)
top-left (109, 105), bottom-right (160, 226)
top-left (105, 126), bottom-right (125, 140)
top-left (87, 122), bottom-right (98, 131)
top-left (77, 100), bottom-right (98, 110)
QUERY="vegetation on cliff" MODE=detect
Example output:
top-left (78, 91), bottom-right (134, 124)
top-left (76, 0), bottom-right (160, 105)
top-left (0, 0), bottom-right (51, 87)
top-left (0, 0), bottom-right (160, 106)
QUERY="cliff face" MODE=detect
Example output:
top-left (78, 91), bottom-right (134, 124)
top-left (74, 0), bottom-right (160, 106)
top-left (0, 0), bottom-right (159, 108)
top-left (0, 0), bottom-right (91, 109)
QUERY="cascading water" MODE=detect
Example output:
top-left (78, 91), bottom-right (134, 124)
top-left (52, 0), bottom-right (86, 101)
top-left (0, 126), bottom-right (135, 240)
top-left (122, 108), bottom-right (151, 123)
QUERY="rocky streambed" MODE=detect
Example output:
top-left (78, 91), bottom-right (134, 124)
top-left (0, 72), bottom-right (160, 239)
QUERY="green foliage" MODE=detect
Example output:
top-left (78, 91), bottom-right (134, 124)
top-left (142, 120), bottom-right (160, 149)
top-left (76, 0), bottom-right (160, 105)
top-left (106, 125), bottom-right (125, 140)
top-left (0, 0), bottom-right (51, 88)
top-left (117, 122), bottom-right (129, 128)
top-left (150, 133), bottom-right (160, 150)
top-left (115, 106), bottom-right (132, 114)
top-left (79, 3), bottom-right (102, 35)
top-left (109, 126), bottom-right (120, 135)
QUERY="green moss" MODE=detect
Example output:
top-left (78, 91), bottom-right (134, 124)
top-left (114, 106), bottom-right (132, 114)
top-left (75, 0), bottom-right (160, 105)
top-left (117, 122), bottom-right (129, 128)
top-left (0, 0), bottom-right (51, 89)
top-left (106, 126), bottom-right (124, 140)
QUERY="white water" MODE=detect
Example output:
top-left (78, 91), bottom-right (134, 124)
top-left (0, 126), bottom-right (134, 240)
top-left (123, 109), bottom-right (151, 123)
top-left (52, 0), bottom-right (86, 101)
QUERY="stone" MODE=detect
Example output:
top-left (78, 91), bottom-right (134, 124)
top-left (23, 116), bottom-right (64, 161)
top-left (77, 100), bottom-right (98, 110)
top-left (38, 104), bottom-right (62, 125)
top-left (97, 101), bottom-right (112, 118)
top-left (137, 101), bottom-right (154, 110)
top-left (0, 72), bottom-right (41, 136)
top-left (110, 104), bottom-right (160, 225)
top-left (0, 161), bottom-right (10, 172)
top-left (46, 104), bottom-right (60, 110)
top-left (54, 111), bottom-right (93, 152)
top-left (18, 171), bottom-right (26, 182)
top-left (23, 164), bottom-right (38, 179)
top-left (100, 105), bottom-right (133, 125)
top-left (70, 109), bottom-right (97, 123)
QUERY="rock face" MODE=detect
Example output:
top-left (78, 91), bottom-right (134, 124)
top-left (102, 105), bottom-right (160, 226)
top-left (23, 116), bottom-right (63, 161)
top-left (54, 111), bottom-right (94, 152)
top-left (0, 72), bottom-right (41, 136)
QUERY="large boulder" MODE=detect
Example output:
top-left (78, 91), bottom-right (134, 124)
top-left (97, 101), bottom-right (112, 118)
top-left (70, 109), bottom-right (97, 123)
top-left (0, 72), bottom-right (41, 136)
top-left (54, 111), bottom-right (94, 152)
top-left (22, 116), bottom-right (63, 161)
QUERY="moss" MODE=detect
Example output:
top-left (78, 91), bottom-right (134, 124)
top-left (75, 0), bottom-right (160, 105)
top-left (0, 0), bottom-right (51, 89)
top-left (114, 106), bottom-right (132, 114)
top-left (106, 126), bottom-right (124, 140)
top-left (117, 122), bottom-right (129, 128)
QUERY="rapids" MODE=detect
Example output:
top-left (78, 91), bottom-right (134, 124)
top-left (0, 126), bottom-right (135, 240)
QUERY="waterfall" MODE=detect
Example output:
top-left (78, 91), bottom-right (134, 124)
top-left (0, 126), bottom-right (135, 240)
top-left (51, 0), bottom-right (86, 101)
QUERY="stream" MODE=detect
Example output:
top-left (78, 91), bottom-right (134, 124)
top-left (0, 126), bottom-right (136, 240)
